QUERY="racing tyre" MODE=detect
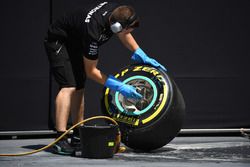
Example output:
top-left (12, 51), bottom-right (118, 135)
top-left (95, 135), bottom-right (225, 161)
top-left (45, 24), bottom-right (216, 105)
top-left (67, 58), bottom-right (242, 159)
top-left (101, 64), bottom-right (185, 151)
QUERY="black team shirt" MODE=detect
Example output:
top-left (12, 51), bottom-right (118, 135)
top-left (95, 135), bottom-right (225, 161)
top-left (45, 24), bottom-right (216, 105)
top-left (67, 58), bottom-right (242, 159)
top-left (47, 1), bottom-right (120, 60)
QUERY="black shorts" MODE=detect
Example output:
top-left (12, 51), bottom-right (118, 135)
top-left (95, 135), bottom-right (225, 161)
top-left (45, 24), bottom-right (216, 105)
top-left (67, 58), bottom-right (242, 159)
top-left (44, 38), bottom-right (86, 90)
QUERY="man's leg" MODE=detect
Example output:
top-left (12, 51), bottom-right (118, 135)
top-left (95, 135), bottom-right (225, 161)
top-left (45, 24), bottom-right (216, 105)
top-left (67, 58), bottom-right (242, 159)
top-left (55, 87), bottom-right (76, 132)
top-left (70, 88), bottom-right (84, 148)
top-left (44, 39), bottom-right (84, 155)
top-left (53, 87), bottom-right (76, 155)
top-left (70, 88), bottom-right (84, 125)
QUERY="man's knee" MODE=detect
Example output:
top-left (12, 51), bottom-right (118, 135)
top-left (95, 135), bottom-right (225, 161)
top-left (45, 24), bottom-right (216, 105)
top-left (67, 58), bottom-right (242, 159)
top-left (59, 87), bottom-right (77, 95)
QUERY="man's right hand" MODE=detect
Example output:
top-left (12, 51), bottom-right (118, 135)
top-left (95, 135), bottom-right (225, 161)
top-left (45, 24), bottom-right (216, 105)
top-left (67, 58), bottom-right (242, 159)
top-left (104, 75), bottom-right (142, 99)
top-left (117, 83), bottom-right (142, 99)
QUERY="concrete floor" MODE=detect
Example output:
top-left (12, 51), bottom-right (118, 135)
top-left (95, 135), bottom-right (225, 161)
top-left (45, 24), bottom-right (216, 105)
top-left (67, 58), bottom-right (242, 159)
top-left (0, 136), bottom-right (250, 167)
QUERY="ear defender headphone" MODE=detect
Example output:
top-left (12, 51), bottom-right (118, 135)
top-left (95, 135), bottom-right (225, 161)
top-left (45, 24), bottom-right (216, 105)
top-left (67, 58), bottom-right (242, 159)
top-left (110, 13), bottom-right (138, 33)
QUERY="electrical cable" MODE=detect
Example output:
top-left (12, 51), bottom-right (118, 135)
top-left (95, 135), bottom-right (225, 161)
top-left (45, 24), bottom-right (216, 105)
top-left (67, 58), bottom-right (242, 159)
top-left (0, 116), bottom-right (125, 156)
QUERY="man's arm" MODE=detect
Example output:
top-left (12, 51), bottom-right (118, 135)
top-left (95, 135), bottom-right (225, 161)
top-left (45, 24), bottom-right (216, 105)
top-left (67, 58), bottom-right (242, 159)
top-left (83, 56), bottom-right (142, 99)
top-left (83, 57), bottom-right (107, 85)
top-left (117, 32), bottom-right (139, 52)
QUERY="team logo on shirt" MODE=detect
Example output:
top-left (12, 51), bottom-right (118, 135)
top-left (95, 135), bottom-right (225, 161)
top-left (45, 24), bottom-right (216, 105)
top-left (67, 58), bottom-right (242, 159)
top-left (98, 34), bottom-right (109, 42)
top-left (88, 42), bottom-right (98, 55)
top-left (85, 2), bottom-right (108, 23)
top-left (102, 11), bottom-right (108, 16)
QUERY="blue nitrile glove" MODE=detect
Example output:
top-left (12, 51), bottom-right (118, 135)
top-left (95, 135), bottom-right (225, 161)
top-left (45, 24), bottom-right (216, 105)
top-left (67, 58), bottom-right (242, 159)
top-left (131, 48), bottom-right (167, 71)
top-left (105, 75), bottom-right (142, 99)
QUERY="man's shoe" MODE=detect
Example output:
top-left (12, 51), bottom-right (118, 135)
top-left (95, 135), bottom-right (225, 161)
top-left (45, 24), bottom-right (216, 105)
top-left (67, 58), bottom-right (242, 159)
top-left (53, 139), bottom-right (75, 155)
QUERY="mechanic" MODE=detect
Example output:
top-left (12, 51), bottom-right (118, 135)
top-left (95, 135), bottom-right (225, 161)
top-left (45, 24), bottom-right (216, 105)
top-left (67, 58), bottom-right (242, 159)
top-left (44, 1), bottom-right (166, 155)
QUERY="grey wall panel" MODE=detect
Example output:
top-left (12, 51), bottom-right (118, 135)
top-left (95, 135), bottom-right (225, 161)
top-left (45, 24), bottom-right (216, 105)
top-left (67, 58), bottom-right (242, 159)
top-left (0, 0), bottom-right (50, 131)
top-left (0, 0), bottom-right (248, 131)
top-left (0, 79), bottom-right (50, 131)
top-left (176, 77), bottom-right (250, 128)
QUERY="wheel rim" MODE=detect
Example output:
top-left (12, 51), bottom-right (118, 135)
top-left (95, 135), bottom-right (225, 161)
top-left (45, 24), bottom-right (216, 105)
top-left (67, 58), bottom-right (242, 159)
top-left (115, 75), bottom-right (158, 116)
